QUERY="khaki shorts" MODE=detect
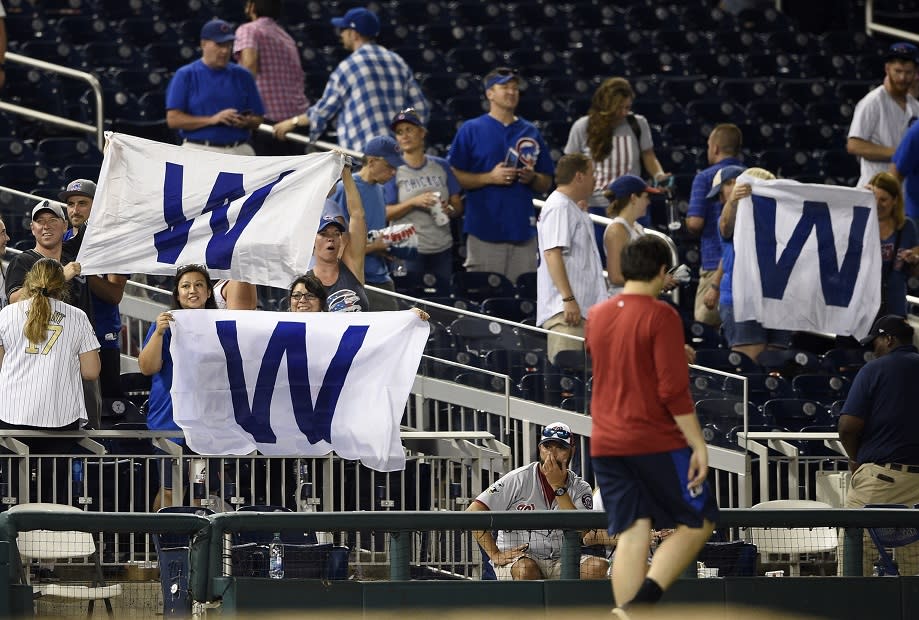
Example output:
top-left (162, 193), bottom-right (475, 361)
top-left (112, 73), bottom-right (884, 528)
top-left (465, 235), bottom-right (537, 283)
top-left (694, 268), bottom-right (722, 326)
top-left (543, 312), bottom-right (585, 365)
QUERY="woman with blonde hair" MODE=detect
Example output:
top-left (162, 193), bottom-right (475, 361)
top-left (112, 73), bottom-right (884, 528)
top-left (0, 258), bottom-right (100, 429)
top-left (869, 171), bottom-right (919, 316)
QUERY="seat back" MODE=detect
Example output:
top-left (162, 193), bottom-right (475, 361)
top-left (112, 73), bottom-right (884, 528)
top-left (864, 503), bottom-right (919, 576)
top-left (9, 503), bottom-right (95, 560)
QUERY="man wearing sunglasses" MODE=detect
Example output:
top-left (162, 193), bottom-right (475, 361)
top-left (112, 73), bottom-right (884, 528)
top-left (466, 422), bottom-right (609, 581)
top-left (586, 236), bottom-right (718, 617)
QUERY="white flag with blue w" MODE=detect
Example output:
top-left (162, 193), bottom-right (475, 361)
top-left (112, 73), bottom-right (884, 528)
top-left (76, 132), bottom-right (344, 288)
top-left (733, 177), bottom-right (880, 340)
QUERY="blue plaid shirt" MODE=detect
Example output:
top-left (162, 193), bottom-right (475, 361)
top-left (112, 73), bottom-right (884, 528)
top-left (308, 44), bottom-right (428, 152)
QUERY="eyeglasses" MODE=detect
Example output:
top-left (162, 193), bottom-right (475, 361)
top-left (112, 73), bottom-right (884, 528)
top-left (290, 292), bottom-right (319, 302)
top-left (541, 426), bottom-right (571, 441)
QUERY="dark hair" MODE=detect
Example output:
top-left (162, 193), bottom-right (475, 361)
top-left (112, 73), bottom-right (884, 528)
top-left (555, 153), bottom-right (591, 185)
top-left (172, 264), bottom-right (218, 310)
top-left (288, 274), bottom-right (328, 311)
top-left (621, 236), bottom-right (672, 282)
top-left (605, 193), bottom-right (640, 217)
top-left (249, 0), bottom-right (281, 19)
top-left (22, 258), bottom-right (68, 346)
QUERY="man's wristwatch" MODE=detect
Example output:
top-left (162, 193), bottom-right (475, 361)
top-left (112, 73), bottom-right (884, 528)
top-left (554, 487), bottom-right (567, 496)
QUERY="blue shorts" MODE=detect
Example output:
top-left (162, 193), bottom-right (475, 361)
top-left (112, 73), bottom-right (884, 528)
top-left (592, 448), bottom-right (720, 535)
top-left (719, 303), bottom-right (793, 348)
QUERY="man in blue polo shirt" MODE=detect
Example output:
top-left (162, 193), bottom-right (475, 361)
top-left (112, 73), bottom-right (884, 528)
top-left (166, 18), bottom-right (265, 155)
top-left (839, 314), bottom-right (919, 575)
top-left (685, 123), bottom-right (743, 327)
top-left (448, 67), bottom-right (554, 283)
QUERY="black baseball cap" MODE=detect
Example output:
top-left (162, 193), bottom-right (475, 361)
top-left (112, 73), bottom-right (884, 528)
top-left (886, 42), bottom-right (919, 64)
top-left (859, 314), bottom-right (914, 346)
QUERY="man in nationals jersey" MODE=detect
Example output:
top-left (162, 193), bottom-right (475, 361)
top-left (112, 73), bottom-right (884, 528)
top-left (466, 422), bottom-right (609, 581)
top-left (586, 236), bottom-right (718, 618)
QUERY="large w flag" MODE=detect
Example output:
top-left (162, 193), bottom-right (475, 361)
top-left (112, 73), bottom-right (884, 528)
top-left (169, 309), bottom-right (429, 472)
top-left (733, 177), bottom-right (880, 340)
top-left (77, 133), bottom-right (344, 288)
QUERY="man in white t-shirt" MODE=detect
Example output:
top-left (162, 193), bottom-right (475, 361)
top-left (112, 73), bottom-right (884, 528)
top-left (847, 42), bottom-right (919, 187)
top-left (465, 422), bottom-right (609, 581)
top-left (536, 153), bottom-right (608, 364)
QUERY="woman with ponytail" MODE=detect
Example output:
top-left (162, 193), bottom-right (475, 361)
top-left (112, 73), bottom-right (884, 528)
top-left (0, 258), bottom-right (100, 429)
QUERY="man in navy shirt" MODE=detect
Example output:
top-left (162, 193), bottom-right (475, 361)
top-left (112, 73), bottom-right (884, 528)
top-left (166, 19), bottom-right (265, 155)
top-left (839, 314), bottom-right (919, 575)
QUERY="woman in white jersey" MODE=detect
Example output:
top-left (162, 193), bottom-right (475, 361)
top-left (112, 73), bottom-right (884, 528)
top-left (0, 258), bottom-right (100, 429)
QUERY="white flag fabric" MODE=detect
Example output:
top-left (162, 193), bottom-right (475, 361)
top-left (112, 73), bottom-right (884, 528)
top-left (733, 176), bottom-right (880, 340)
top-left (76, 132), bottom-right (344, 288)
top-left (169, 309), bottom-right (429, 472)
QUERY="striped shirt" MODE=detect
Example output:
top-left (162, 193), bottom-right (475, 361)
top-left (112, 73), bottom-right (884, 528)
top-left (233, 17), bottom-right (308, 121)
top-left (308, 43), bottom-right (428, 152)
top-left (564, 114), bottom-right (653, 204)
top-left (0, 297), bottom-right (99, 427)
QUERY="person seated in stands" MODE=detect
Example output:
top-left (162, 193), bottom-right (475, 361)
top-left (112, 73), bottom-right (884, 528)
top-left (212, 279), bottom-right (258, 310)
top-left (288, 273), bottom-right (328, 312)
top-left (308, 161), bottom-right (370, 312)
top-left (138, 264), bottom-right (218, 510)
top-left (384, 108), bottom-right (463, 290)
top-left (715, 166), bottom-right (793, 363)
top-left (867, 172), bottom-right (919, 318)
top-left (466, 422), bottom-right (609, 581)
top-left (329, 136), bottom-right (405, 311)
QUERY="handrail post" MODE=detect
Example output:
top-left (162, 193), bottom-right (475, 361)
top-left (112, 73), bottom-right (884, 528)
top-left (843, 526), bottom-right (864, 576)
top-left (560, 529), bottom-right (581, 580)
top-left (389, 530), bottom-right (412, 581)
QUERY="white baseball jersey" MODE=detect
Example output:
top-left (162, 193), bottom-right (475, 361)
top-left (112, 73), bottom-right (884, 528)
top-left (849, 85), bottom-right (919, 187)
top-left (474, 461), bottom-right (593, 560)
top-left (0, 297), bottom-right (100, 427)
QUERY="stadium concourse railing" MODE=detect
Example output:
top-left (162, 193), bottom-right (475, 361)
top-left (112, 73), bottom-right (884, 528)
top-left (2, 508), bottom-right (919, 618)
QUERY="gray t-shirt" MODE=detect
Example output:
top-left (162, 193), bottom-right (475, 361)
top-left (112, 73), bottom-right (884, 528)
top-left (383, 155), bottom-right (461, 254)
top-left (308, 262), bottom-right (369, 312)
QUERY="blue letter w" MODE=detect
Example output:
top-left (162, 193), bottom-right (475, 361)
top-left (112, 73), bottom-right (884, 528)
top-left (216, 320), bottom-right (369, 444)
top-left (154, 165), bottom-right (293, 266)
top-left (752, 196), bottom-right (870, 306)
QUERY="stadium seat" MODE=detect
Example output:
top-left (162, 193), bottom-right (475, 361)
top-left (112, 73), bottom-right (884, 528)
top-left (819, 347), bottom-right (870, 379)
top-left (0, 163), bottom-right (62, 191)
top-left (449, 316), bottom-right (519, 354)
top-left (153, 506), bottom-right (214, 617)
top-left (686, 321), bottom-right (723, 349)
top-left (19, 40), bottom-right (80, 66)
top-left (0, 138), bottom-right (38, 164)
top-left (694, 348), bottom-right (760, 374)
top-left (762, 398), bottom-right (832, 431)
top-left (485, 349), bottom-right (545, 383)
top-left (36, 137), bottom-right (103, 169)
top-left (687, 52), bottom-right (747, 79)
top-left (514, 272), bottom-right (537, 301)
top-left (785, 124), bottom-right (845, 151)
top-left (519, 372), bottom-right (584, 407)
top-left (791, 374), bottom-right (851, 403)
top-left (834, 79), bottom-right (875, 105)
top-left (716, 78), bottom-right (776, 105)
top-left (696, 398), bottom-right (764, 429)
top-left (451, 271), bottom-right (515, 302)
top-left (658, 75), bottom-right (711, 101)
top-left (723, 373), bottom-right (793, 408)
top-left (480, 297), bottom-right (536, 323)
top-left (81, 41), bottom-right (145, 71)
top-left (685, 98), bottom-right (745, 125)
top-left (864, 503), bottom-right (919, 576)
top-left (756, 348), bottom-right (820, 376)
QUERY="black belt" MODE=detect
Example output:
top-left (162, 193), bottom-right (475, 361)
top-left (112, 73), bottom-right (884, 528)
top-left (884, 463), bottom-right (919, 474)
top-left (184, 139), bottom-right (247, 148)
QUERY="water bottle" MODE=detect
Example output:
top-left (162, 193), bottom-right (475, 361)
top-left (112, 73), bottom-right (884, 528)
top-left (429, 191), bottom-right (449, 226)
top-left (269, 533), bottom-right (284, 579)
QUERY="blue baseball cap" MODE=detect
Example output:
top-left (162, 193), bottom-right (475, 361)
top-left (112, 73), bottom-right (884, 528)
top-left (318, 215), bottom-right (346, 233)
top-left (200, 19), bottom-right (235, 43)
top-left (886, 42), bottom-right (919, 63)
top-left (364, 136), bottom-right (405, 169)
top-left (390, 108), bottom-right (425, 130)
top-left (483, 67), bottom-right (519, 90)
top-left (706, 165), bottom-right (747, 199)
top-left (606, 174), bottom-right (663, 200)
top-left (331, 8), bottom-right (380, 38)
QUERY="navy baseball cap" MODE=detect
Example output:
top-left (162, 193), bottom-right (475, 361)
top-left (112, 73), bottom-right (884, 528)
top-left (607, 174), bottom-right (663, 200)
top-left (200, 19), bottom-right (235, 43)
top-left (364, 136), bottom-right (405, 169)
top-left (706, 165), bottom-right (747, 199)
top-left (886, 42), bottom-right (919, 63)
top-left (859, 314), bottom-right (914, 346)
top-left (331, 8), bottom-right (380, 38)
top-left (390, 108), bottom-right (425, 130)
top-left (483, 67), bottom-right (519, 90)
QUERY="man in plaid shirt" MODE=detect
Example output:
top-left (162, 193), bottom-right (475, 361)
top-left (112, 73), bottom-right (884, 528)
top-left (234, 0), bottom-right (308, 155)
top-left (274, 7), bottom-right (428, 152)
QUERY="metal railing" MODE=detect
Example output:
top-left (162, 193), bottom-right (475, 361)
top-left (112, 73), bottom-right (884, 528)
top-left (1, 52), bottom-right (105, 150)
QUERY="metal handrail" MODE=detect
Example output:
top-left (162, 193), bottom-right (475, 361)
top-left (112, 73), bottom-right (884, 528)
top-left (1, 52), bottom-right (105, 150)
